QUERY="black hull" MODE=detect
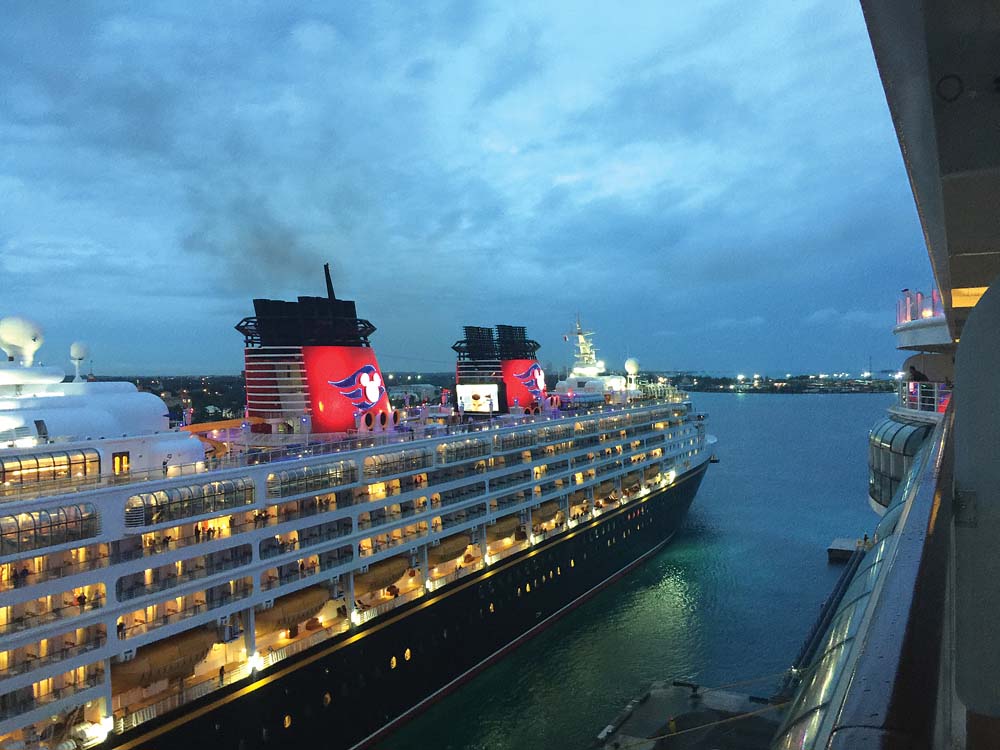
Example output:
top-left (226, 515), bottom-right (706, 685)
top-left (111, 462), bottom-right (708, 750)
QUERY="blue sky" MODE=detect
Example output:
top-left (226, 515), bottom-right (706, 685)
top-left (0, 1), bottom-right (928, 376)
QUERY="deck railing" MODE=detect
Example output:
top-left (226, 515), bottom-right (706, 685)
top-left (2, 399), bottom-right (686, 503)
top-left (896, 381), bottom-right (952, 413)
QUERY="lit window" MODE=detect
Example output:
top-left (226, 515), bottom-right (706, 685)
top-left (404, 648), bottom-right (411, 661)
top-left (525, 583), bottom-right (531, 593)
top-left (489, 602), bottom-right (495, 614)
top-left (570, 559), bottom-right (575, 568)
top-left (283, 715), bottom-right (292, 729)
top-left (323, 692), bottom-right (332, 707)
top-left (390, 656), bottom-right (397, 669)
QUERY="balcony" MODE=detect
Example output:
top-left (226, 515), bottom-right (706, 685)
top-left (894, 289), bottom-right (952, 351)
top-left (894, 381), bottom-right (952, 418)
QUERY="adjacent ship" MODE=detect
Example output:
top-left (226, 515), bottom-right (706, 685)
top-left (0, 268), bottom-right (711, 750)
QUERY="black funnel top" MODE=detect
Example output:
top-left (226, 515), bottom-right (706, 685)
top-left (235, 265), bottom-right (376, 347)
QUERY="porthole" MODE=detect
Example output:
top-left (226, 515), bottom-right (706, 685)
top-left (570, 559), bottom-right (575, 568)
top-left (390, 656), bottom-right (397, 669)
top-left (404, 648), bottom-right (412, 661)
top-left (489, 602), bottom-right (495, 614)
top-left (526, 583), bottom-right (531, 593)
top-left (322, 692), bottom-right (332, 707)
top-left (549, 570), bottom-right (553, 578)
top-left (557, 566), bottom-right (561, 575)
top-left (283, 715), bottom-right (292, 729)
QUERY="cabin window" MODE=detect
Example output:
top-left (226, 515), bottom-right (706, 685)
top-left (323, 692), bottom-right (332, 707)
top-left (283, 715), bottom-right (292, 729)
top-left (404, 648), bottom-right (411, 661)
top-left (112, 452), bottom-right (130, 476)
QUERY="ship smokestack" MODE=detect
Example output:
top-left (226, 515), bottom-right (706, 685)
top-left (324, 263), bottom-right (336, 300)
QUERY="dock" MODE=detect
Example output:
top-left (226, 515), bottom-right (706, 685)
top-left (591, 682), bottom-right (783, 750)
top-left (827, 537), bottom-right (859, 563)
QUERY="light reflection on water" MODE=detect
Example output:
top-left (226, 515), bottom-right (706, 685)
top-left (377, 392), bottom-right (890, 750)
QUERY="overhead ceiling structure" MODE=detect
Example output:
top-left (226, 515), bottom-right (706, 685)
top-left (861, 0), bottom-right (1000, 341)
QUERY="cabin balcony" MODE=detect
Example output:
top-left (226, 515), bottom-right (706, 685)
top-left (119, 577), bottom-right (252, 639)
top-left (114, 546), bottom-right (253, 603)
top-left (1, 541), bottom-right (110, 595)
top-left (259, 519), bottom-right (352, 560)
top-left (0, 663), bottom-right (105, 733)
top-left (0, 584), bottom-right (105, 638)
top-left (0, 624), bottom-right (106, 687)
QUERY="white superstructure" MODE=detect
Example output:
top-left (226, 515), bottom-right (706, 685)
top-left (0, 318), bottom-right (709, 750)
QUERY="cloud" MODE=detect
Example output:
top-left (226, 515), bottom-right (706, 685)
top-left (805, 308), bottom-right (884, 329)
top-left (0, 1), bottom-right (925, 375)
top-left (711, 316), bottom-right (766, 330)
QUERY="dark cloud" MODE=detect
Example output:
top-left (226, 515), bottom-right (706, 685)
top-left (0, 2), bottom-right (927, 376)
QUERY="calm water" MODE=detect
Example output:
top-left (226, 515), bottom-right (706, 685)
top-left (378, 392), bottom-right (891, 750)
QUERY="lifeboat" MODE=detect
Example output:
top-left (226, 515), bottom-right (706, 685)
top-left (531, 500), bottom-right (560, 525)
top-left (353, 556), bottom-right (409, 596)
top-left (255, 586), bottom-right (330, 636)
top-left (428, 533), bottom-right (471, 565)
top-left (111, 627), bottom-right (216, 689)
top-left (486, 514), bottom-right (520, 542)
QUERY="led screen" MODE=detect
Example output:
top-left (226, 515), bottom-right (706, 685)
top-left (456, 384), bottom-right (500, 414)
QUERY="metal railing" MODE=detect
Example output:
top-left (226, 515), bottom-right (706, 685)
top-left (1, 552), bottom-right (111, 593)
top-left (896, 288), bottom-right (944, 325)
top-left (2, 399), bottom-right (686, 503)
top-left (897, 380), bottom-right (952, 413)
top-left (122, 586), bottom-right (251, 639)
top-left (0, 636), bottom-right (106, 681)
top-left (0, 672), bottom-right (103, 722)
top-left (0, 596), bottom-right (104, 637)
top-left (115, 618), bottom-right (350, 734)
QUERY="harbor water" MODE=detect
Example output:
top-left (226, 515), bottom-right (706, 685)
top-left (377, 391), bottom-right (891, 750)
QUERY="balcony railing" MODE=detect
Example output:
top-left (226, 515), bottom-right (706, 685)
top-left (0, 636), bottom-right (106, 681)
top-left (2, 399), bottom-right (686, 504)
top-left (896, 381), bottom-right (952, 413)
top-left (897, 288), bottom-right (945, 325)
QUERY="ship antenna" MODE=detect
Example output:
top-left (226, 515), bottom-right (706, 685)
top-left (324, 262), bottom-right (336, 300)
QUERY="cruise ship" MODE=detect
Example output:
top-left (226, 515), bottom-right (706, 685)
top-left (0, 268), bottom-right (711, 750)
top-left (770, 2), bottom-right (1000, 748)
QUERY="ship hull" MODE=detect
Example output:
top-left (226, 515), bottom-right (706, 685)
top-left (110, 461), bottom-right (708, 750)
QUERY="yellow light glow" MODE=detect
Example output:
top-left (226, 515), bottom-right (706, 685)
top-left (952, 286), bottom-right (988, 308)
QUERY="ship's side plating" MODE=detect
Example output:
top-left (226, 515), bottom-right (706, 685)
top-left (109, 461), bottom-right (708, 750)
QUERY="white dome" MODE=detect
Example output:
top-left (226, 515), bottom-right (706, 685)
top-left (624, 358), bottom-right (640, 375)
top-left (0, 316), bottom-right (44, 366)
top-left (70, 341), bottom-right (90, 361)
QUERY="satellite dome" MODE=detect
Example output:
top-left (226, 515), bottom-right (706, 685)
top-left (624, 358), bottom-right (640, 375)
top-left (70, 341), bottom-right (90, 361)
top-left (0, 316), bottom-right (44, 366)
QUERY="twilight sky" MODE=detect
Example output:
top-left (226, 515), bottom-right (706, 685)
top-left (0, 2), bottom-right (929, 376)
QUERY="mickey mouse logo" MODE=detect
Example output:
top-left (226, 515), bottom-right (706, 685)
top-left (514, 363), bottom-right (546, 401)
top-left (329, 364), bottom-right (386, 411)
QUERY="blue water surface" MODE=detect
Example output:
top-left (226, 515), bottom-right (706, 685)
top-left (378, 392), bottom-right (891, 750)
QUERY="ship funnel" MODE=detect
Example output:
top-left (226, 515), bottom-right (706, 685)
top-left (0, 316), bottom-right (44, 366)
